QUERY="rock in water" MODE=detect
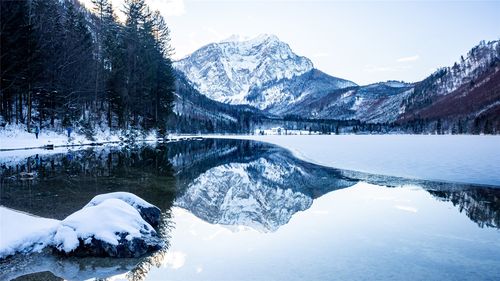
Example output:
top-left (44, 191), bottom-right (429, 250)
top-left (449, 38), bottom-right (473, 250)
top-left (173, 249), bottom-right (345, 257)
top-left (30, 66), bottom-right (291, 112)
top-left (53, 198), bottom-right (164, 258)
top-left (84, 192), bottom-right (162, 227)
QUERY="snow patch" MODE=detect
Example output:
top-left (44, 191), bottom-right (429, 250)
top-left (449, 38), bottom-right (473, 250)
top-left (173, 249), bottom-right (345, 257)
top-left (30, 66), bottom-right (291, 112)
top-left (84, 192), bottom-right (155, 210)
top-left (0, 208), bottom-right (59, 258)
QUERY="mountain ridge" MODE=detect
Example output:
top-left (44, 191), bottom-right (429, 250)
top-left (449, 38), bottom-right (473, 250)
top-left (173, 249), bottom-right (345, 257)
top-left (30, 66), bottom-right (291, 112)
top-left (173, 34), bottom-right (357, 112)
top-left (174, 35), bottom-right (500, 133)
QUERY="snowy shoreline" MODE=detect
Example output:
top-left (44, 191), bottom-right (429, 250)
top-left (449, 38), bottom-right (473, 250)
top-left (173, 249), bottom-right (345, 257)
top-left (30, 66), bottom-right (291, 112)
top-left (0, 123), bottom-right (204, 152)
top-left (2, 130), bottom-right (500, 186)
top-left (0, 123), bottom-right (156, 151)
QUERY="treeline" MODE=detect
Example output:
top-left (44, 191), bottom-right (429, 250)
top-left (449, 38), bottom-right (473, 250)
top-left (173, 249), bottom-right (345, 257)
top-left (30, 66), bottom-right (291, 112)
top-left (258, 115), bottom-right (498, 135)
top-left (397, 116), bottom-right (498, 135)
top-left (0, 0), bottom-right (175, 136)
top-left (274, 116), bottom-right (392, 134)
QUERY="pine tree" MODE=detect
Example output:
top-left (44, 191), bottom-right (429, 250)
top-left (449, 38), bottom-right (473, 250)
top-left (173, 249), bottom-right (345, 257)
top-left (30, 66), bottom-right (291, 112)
top-left (0, 0), bottom-right (32, 124)
top-left (91, 0), bottom-right (110, 110)
top-left (1, 0), bottom-right (175, 135)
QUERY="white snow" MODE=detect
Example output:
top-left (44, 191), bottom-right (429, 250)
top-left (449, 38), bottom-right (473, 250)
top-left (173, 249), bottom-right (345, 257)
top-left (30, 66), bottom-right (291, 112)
top-left (430, 40), bottom-right (499, 97)
top-left (54, 198), bottom-right (156, 252)
top-left (0, 123), bottom-right (159, 151)
top-left (0, 208), bottom-right (60, 258)
top-left (0, 123), bottom-right (87, 150)
top-left (84, 192), bottom-right (155, 210)
top-left (204, 135), bottom-right (500, 186)
top-left (0, 193), bottom-right (158, 258)
top-left (0, 125), bottom-right (120, 149)
top-left (173, 34), bottom-right (314, 109)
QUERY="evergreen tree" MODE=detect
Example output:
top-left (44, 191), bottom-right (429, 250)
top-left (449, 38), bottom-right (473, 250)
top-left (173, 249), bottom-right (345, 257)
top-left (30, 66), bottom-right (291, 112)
top-left (0, 0), bottom-right (33, 125)
top-left (1, 0), bottom-right (175, 135)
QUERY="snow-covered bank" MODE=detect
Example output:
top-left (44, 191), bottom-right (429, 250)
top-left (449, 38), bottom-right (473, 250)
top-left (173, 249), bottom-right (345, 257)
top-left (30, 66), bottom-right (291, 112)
top-left (0, 193), bottom-right (162, 259)
top-left (203, 135), bottom-right (500, 186)
top-left (0, 209), bottom-right (59, 258)
top-left (0, 124), bottom-right (116, 150)
top-left (0, 123), bottom-right (162, 150)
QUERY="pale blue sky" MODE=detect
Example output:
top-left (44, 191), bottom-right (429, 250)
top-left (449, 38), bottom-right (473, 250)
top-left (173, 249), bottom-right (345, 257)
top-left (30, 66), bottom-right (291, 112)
top-left (84, 0), bottom-right (500, 85)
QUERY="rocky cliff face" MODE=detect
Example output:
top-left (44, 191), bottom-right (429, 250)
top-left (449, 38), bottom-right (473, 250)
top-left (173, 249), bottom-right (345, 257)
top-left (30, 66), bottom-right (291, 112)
top-left (174, 34), bottom-right (355, 112)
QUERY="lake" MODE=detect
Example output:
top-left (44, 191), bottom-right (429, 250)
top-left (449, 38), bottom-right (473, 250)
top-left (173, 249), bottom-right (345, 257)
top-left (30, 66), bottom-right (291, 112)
top-left (1, 138), bottom-right (499, 280)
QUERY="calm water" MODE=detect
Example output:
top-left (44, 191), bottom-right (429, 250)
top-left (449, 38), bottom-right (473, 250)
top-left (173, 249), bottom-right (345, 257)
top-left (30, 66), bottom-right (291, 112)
top-left (0, 139), bottom-right (499, 280)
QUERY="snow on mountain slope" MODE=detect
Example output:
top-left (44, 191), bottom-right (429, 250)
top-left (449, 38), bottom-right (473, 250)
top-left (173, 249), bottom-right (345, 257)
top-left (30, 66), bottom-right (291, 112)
top-left (284, 81), bottom-right (414, 122)
top-left (402, 40), bottom-right (500, 115)
top-left (254, 69), bottom-right (358, 114)
top-left (175, 35), bottom-right (499, 126)
top-left (174, 34), bottom-right (356, 111)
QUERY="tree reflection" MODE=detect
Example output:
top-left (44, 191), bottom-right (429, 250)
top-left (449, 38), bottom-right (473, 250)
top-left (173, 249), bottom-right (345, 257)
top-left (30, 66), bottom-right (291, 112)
top-left (1, 138), bottom-right (500, 281)
top-left (428, 188), bottom-right (500, 228)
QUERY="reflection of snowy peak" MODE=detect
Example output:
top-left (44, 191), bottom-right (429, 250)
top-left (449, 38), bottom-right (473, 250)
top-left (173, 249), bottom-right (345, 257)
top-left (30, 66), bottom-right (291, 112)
top-left (176, 158), bottom-right (311, 232)
top-left (175, 151), bottom-right (355, 232)
top-left (174, 34), bottom-right (355, 111)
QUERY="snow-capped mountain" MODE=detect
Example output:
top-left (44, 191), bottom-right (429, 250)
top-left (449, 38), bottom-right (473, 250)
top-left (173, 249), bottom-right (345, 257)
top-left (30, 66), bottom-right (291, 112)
top-left (175, 36), bottom-right (499, 132)
top-left (400, 40), bottom-right (500, 123)
top-left (290, 39), bottom-right (500, 124)
top-left (174, 34), bottom-right (356, 112)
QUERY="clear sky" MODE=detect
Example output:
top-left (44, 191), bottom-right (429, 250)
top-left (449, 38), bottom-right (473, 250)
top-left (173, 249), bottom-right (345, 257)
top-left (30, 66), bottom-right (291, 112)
top-left (83, 0), bottom-right (500, 85)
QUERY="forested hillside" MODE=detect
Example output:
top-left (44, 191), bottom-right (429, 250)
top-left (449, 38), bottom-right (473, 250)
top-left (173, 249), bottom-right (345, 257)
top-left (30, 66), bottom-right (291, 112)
top-left (169, 70), bottom-right (268, 134)
top-left (1, 0), bottom-right (175, 137)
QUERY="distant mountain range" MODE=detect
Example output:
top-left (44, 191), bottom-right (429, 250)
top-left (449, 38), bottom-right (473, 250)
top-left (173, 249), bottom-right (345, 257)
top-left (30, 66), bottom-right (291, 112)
top-left (173, 35), bottom-right (500, 133)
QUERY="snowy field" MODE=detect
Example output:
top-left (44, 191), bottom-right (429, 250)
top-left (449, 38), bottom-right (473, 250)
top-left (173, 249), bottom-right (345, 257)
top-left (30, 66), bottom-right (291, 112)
top-left (207, 135), bottom-right (500, 186)
top-left (0, 124), bottom-right (161, 150)
top-left (0, 124), bottom-right (117, 150)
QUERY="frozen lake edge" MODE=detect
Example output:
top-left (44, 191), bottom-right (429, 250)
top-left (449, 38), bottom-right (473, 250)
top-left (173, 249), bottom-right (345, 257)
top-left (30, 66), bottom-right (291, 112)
top-left (203, 135), bottom-right (500, 187)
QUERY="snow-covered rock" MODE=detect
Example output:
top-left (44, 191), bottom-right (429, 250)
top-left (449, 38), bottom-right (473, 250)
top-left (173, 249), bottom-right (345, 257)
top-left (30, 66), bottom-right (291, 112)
top-left (84, 192), bottom-right (161, 227)
top-left (0, 192), bottom-right (164, 259)
top-left (53, 198), bottom-right (162, 257)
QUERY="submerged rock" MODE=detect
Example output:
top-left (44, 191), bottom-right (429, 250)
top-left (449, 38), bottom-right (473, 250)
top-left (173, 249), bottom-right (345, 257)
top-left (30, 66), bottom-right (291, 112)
top-left (52, 196), bottom-right (164, 258)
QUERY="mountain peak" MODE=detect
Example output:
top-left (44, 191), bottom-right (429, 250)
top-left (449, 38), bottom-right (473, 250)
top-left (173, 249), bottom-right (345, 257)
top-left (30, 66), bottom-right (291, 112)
top-left (174, 34), bottom-right (316, 107)
top-left (249, 33), bottom-right (279, 44)
top-left (220, 34), bottom-right (279, 44)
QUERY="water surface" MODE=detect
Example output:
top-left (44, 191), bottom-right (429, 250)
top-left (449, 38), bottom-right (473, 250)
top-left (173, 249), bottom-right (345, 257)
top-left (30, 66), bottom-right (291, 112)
top-left (1, 139), bottom-right (499, 280)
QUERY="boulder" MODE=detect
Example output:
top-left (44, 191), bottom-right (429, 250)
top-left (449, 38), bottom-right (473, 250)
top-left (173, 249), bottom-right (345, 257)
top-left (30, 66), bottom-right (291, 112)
top-left (53, 198), bottom-right (164, 258)
top-left (84, 192), bottom-right (161, 227)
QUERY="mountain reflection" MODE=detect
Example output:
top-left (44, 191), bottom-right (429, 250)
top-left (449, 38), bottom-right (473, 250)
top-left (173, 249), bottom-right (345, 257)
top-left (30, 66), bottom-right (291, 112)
top-left (1, 138), bottom-right (500, 230)
top-left (175, 145), bottom-right (357, 232)
top-left (1, 138), bottom-right (500, 280)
